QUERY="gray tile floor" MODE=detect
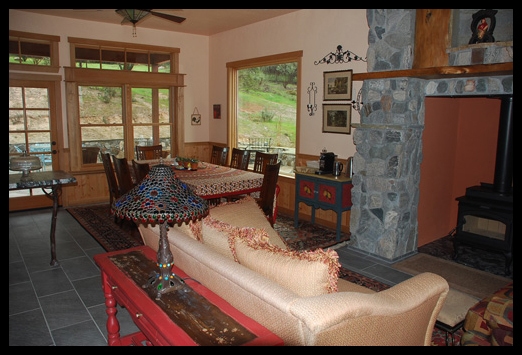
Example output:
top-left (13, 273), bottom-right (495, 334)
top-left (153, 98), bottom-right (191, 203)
top-left (9, 207), bottom-right (140, 346)
top-left (9, 206), bottom-right (413, 346)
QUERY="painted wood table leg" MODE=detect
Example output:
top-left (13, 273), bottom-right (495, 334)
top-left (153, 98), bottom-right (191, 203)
top-left (101, 272), bottom-right (121, 346)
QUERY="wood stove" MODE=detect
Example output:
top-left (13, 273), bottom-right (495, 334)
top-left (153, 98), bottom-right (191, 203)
top-left (453, 95), bottom-right (513, 275)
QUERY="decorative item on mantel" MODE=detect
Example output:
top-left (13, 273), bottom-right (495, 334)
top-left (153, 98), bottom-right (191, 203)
top-left (306, 82), bottom-right (317, 116)
top-left (314, 45), bottom-right (367, 65)
top-left (9, 150), bottom-right (42, 180)
top-left (468, 9), bottom-right (497, 44)
top-left (112, 161), bottom-right (209, 299)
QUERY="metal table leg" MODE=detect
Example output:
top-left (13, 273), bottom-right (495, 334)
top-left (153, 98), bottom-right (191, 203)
top-left (42, 185), bottom-right (62, 266)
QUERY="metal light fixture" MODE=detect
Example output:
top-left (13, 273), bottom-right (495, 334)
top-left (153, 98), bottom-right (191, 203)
top-left (116, 9), bottom-right (151, 37)
top-left (307, 82), bottom-right (317, 116)
top-left (112, 162), bottom-right (209, 299)
top-left (314, 45), bottom-right (367, 65)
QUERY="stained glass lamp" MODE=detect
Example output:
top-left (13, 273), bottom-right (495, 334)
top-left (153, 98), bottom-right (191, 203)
top-left (112, 162), bottom-right (209, 299)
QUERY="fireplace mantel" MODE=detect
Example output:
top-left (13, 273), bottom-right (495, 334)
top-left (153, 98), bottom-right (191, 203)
top-left (352, 62), bottom-right (512, 81)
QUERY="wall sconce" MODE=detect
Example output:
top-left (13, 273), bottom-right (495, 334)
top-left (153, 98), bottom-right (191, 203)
top-left (351, 88), bottom-right (364, 115)
top-left (314, 45), bottom-right (367, 65)
top-left (307, 82), bottom-right (317, 116)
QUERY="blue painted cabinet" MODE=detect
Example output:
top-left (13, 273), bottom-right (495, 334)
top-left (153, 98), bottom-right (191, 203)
top-left (294, 172), bottom-right (352, 241)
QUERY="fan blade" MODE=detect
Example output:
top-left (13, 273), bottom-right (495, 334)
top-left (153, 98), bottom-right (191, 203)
top-left (149, 10), bottom-right (186, 23)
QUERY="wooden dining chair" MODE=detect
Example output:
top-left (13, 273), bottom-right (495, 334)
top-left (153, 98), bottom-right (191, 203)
top-left (132, 159), bottom-right (150, 183)
top-left (210, 145), bottom-right (229, 166)
top-left (229, 147), bottom-right (250, 170)
top-left (255, 161), bottom-right (281, 227)
top-left (101, 153), bottom-right (120, 207)
top-left (112, 155), bottom-right (135, 197)
top-left (135, 144), bottom-right (163, 160)
top-left (252, 151), bottom-right (279, 174)
top-left (82, 146), bottom-right (100, 164)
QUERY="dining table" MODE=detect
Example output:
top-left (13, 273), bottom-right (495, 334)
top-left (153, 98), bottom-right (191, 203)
top-left (133, 160), bottom-right (264, 200)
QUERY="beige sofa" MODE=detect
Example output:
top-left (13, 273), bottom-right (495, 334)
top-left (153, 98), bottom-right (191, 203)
top-left (138, 196), bottom-right (449, 346)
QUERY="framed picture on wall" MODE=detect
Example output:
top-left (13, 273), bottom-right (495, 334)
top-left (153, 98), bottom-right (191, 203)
top-left (191, 113), bottom-right (201, 125)
top-left (213, 104), bottom-right (221, 119)
top-left (322, 104), bottom-right (351, 134)
top-left (323, 69), bottom-right (353, 101)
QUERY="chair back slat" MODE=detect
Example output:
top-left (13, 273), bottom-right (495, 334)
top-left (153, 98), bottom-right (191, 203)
top-left (256, 161), bottom-right (281, 226)
top-left (101, 153), bottom-right (120, 206)
top-left (132, 159), bottom-right (150, 183)
top-left (82, 147), bottom-right (100, 164)
top-left (230, 148), bottom-right (250, 170)
top-left (252, 152), bottom-right (278, 173)
top-left (112, 156), bottom-right (135, 196)
top-left (210, 145), bottom-right (229, 166)
top-left (135, 144), bottom-right (163, 160)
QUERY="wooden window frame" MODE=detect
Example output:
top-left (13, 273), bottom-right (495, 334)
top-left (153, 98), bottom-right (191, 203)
top-left (226, 51), bottom-right (302, 176)
top-left (9, 30), bottom-right (60, 73)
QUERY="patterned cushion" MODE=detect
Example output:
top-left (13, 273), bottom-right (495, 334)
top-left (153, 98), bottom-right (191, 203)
top-left (461, 282), bottom-right (513, 346)
top-left (232, 234), bottom-right (340, 297)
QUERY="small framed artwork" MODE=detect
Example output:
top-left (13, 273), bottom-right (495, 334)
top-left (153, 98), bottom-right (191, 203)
top-left (322, 104), bottom-right (352, 134)
top-left (213, 104), bottom-right (221, 119)
top-left (323, 69), bottom-right (353, 101)
top-left (191, 113), bottom-right (201, 125)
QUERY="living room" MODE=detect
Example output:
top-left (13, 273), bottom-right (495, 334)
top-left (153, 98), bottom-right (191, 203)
top-left (10, 9), bottom-right (512, 256)
top-left (9, 9), bottom-right (513, 346)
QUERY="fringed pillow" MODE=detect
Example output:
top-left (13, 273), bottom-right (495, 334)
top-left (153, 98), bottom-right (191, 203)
top-left (201, 215), bottom-right (272, 261)
top-left (232, 235), bottom-right (340, 297)
top-left (208, 195), bottom-right (288, 249)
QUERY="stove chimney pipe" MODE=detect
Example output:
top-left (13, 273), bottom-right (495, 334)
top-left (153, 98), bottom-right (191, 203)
top-left (494, 95), bottom-right (513, 195)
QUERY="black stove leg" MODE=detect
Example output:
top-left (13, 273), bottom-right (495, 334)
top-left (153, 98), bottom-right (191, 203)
top-left (503, 252), bottom-right (512, 276)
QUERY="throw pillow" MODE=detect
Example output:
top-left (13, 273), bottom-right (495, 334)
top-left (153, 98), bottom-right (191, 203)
top-left (232, 234), bottom-right (340, 297)
top-left (201, 216), bottom-right (271, 260)
top-left (208, 196), bottom-right (287, 249)
top-left (141, 220), bottom-right (202, 250)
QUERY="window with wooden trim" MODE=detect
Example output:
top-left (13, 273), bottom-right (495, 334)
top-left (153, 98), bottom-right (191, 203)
top-left (9, 30), bottom-right (60, 73)
top-left (65, 38), bottom-right (184, 171)
top-left (68, 37), bottom-right (179, 73)
top-left (227, 51), bottom-right (302, 176)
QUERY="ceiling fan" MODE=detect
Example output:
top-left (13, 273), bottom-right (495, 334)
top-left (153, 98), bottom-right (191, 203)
top-left (115, 9), bottom-right (186, 36)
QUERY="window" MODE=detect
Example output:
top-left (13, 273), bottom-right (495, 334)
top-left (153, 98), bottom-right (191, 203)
top-left (227, 51), bottom-right (302, 176)
top-left (65, 38), bottom-right (185, 170)
top-left (9, 30), bottom-right (60, 73)
top-left (69, 37), bottom-right (177, 73)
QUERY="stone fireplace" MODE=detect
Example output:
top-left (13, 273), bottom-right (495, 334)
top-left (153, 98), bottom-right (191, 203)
top-left (348, 9), bottom-right (513, 262)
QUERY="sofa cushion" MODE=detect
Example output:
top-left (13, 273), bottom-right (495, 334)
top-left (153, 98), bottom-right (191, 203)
top-left (232, 234), bottom-right (340, 297)
top-left (208, 196), bottom-right (287, 249)
top-left (200, 215), bottom-right (272, 260)
top-left (139, 220), bottom-right (201, 250)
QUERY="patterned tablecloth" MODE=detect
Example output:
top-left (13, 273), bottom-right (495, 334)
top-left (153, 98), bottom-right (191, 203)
top-left (137, 160), bottom-right (263, 199)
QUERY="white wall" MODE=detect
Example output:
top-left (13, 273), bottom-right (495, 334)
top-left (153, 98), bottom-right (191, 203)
top-left (10, 9), bottom-right (369, 159)
top-left (209, 9), bottom-right (368, 158)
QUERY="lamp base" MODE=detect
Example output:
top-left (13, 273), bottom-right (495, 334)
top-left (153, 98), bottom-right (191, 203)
top-left (143, 271), bottom-right (186, 300)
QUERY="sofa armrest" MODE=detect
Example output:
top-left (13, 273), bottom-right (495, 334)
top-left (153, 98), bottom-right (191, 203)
top-left (288, 272), bottom-right (449, 346)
